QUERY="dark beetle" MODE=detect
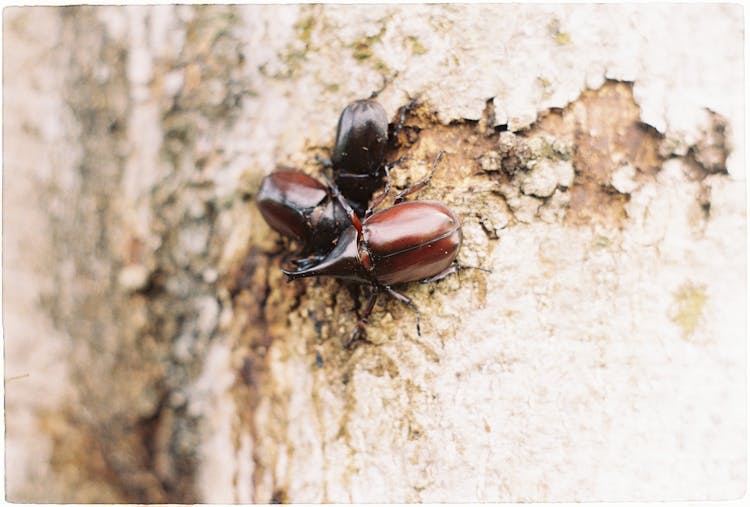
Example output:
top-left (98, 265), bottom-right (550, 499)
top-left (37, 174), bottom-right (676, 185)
top-left (331, 99), bottom-right (389, 177)
top-left (256, 170), bottom-right (348, 258)
top-left (283, 153), bottom-right (463, 347)
top-left (330, 99), bottom-right (390, 214)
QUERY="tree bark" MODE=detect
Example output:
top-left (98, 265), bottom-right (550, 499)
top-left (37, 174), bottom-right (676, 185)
top-left (4, 4), bottom-right (745, 502)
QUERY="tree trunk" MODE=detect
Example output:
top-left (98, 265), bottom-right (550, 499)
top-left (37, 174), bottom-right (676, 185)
top-left (4, 4), bottom-right (744, 502)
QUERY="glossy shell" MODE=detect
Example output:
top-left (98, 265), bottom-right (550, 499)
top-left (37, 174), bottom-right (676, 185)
top-left (362, 201), bottom-right (462, 285)
top-left (331, 99), bottom-right (388, 175)
top-left (256, 170), bottom-right (327, 242)
top-left (282, 200), bottom-right (463, 287)
top-left (331, 100), bottom-right (389, 213)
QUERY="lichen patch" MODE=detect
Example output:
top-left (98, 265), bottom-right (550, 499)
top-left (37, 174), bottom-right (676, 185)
top-left (670, 282), bottom-right (708, 340)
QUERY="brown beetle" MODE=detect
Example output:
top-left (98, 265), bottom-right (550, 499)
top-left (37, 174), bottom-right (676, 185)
top-left (283, 152), bottom-right (467, 347)
top-left (256, 170), bottom-right (348, 263)
top-left (284, 201), bottom-right (462, 286)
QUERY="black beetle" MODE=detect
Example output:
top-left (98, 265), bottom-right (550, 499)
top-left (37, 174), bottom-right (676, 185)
top-left (283, 152), bottom-right (466, 347)
top-left (330, 99), bottom-right (389, 214)
top-left (256, 169), bottom-right (348, 263)
top-left (326, 98), bottom-right (415, 215)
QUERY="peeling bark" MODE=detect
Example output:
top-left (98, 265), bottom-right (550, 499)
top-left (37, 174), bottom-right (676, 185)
top-left (4, 4), bottom-right (745, 503)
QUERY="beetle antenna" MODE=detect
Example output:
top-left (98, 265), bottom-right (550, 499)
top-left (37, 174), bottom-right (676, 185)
top-left (394, 150), bottom-right (445, 203)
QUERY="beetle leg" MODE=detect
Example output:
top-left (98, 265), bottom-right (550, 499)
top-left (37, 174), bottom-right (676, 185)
top-left (459, 264), bottom-right (493, 273)
top-left (420, 262), bottom-right (492, 284)
top-left (367, 156), bottom-right (411, 217)
top-left (419, 263), bottom-right (458, 284)
top-left (366, 166), bottom-right (392, 218)
top-left (384, 286), bottom-right (422, 337)
top-left (343, 287), bottom-right (379, 348)
top-left (315, 153), bottom-right (333, 169)
top-left (384, 155), bottom-right (408, 171)
top-left (368, 73), bottom-right (392, 99)
top-left (394, 150), bottom-right (445, 204)
top-left (455, 263), bottom-right (493, 275)
top-left (390, 98), bottom-right (418, 142)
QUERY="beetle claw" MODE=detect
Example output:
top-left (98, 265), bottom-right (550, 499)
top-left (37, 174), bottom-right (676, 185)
top-left (383, 286), bottom-right (422, 338)
top-left (420, 263), bottom-right (458, 284)
top-left (315, 153), bottom-right (333, 168)
top-left (369, 72), bottom-right (394, 99)
top-left (343, 326), bottom-right (363, 348)
top-left (391, 98), bottom-right (418, 140)
top-left (385, 155), bottom-right (408, 170)
top-left (456, 263), bottom-right (493, 274)
top-left (350, 288), bottom-right (379, 347)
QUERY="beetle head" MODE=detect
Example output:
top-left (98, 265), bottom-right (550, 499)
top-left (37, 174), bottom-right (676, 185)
top-left (282, 226), bottom-right (370, 283)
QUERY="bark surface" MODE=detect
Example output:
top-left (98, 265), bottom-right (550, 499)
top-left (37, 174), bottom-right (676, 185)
top-left (3, 4), bottom-right (745, 502)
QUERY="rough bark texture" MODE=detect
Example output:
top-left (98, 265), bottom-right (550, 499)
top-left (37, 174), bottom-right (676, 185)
top-left (3, 4), bottom-right (745, 503)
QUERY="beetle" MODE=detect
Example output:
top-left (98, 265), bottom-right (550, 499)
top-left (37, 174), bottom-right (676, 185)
top-left (324, 98), bottom-right (416, 215)
top-left (256, 169), bottom-right (348, 265)
top-left (283, 152), bottom-right (467, 347)
top-left (329, 99), bottom-right (389, 214)
top-left (282, 199), bottom-right (462, 283)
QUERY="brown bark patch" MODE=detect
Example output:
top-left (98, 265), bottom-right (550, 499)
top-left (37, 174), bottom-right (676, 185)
top-left (687, 109), bottom-right (732, 177)
top-left (531, 81), bottom-right (663, 226)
